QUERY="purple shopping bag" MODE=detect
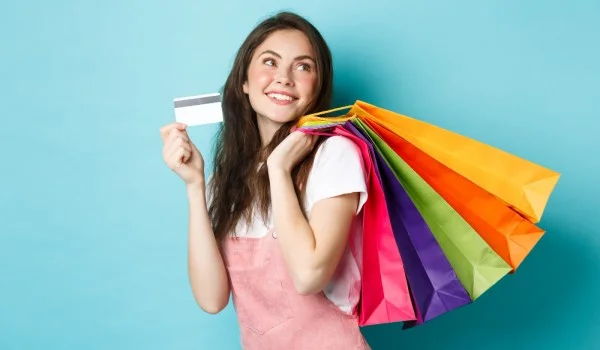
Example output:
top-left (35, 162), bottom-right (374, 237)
top-left (344, 120), bottom-right (472, 325)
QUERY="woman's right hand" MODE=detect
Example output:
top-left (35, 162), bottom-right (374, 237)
top-left (160, 122), bottom-right (205, 186)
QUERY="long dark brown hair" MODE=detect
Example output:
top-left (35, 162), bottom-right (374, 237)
top-left (208, 12), bottom-right (334, 240)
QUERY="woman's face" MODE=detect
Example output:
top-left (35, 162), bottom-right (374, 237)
top-left (243, 29), bottom-right (319, 128)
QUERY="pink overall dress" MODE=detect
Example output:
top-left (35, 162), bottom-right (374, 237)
top-left (221, 229), bottom-right (372, 350)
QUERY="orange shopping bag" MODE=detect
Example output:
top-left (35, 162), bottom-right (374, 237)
top-left (361, 117), bottom-right (545, 270)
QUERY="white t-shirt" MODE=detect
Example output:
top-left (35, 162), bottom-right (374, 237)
top-left (216, 136), bottom-right (368, 314)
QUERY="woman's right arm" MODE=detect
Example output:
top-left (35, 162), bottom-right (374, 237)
top-left (160, 122), bottom-right (230, 314)
top-left (185, 182), bottom-right (231, 314)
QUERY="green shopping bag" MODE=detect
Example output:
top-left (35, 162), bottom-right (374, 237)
top-left (352, 119), bottom-right (512, 299)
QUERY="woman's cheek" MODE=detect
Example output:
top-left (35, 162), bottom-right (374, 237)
top-left (297, 74), bottom-right (319, 94)
top-left (248, 67), bottom-right (275, 88)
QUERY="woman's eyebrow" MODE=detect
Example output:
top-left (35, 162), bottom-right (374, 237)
top-left (259, 50), bottom-right (316, 63)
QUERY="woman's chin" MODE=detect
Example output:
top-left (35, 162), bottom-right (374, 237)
top-left (258, 111), bottom-right (300, 125)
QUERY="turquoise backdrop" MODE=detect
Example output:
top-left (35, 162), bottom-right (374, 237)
top-left (2, 0), bottom-right (599, 349)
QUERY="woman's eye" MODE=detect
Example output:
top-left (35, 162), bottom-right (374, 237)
top-left (263, 58), bottom-right (276, 66)
top-left (297, 63), bottom-right (311, 71)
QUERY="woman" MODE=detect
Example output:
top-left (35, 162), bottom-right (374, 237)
top-left (160, 11), bottom-right (371, 349)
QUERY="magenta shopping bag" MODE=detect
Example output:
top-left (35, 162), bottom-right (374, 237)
top-left (300, 125), bottom-right (416, 326)
top-left (344, 120), bottom-right (472, 325)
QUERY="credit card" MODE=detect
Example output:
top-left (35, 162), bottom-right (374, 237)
top-left (173, 93), bottom-right (223, 126)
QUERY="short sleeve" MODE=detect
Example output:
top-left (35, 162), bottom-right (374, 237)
top-left (305, 136), bottom-right (368, 214)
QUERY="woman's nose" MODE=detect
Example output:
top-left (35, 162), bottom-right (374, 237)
top-left (274, 67), bottom-right (294, 86)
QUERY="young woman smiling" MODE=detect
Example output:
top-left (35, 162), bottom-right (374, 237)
top-left (160, 12), bottom-right (370, 349)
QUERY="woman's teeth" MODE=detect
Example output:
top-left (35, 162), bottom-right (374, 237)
top-left (268, 93), bottom-right (294, 101)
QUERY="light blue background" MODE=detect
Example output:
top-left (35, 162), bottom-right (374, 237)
top-left (2, 0), bottom-right (599, 349)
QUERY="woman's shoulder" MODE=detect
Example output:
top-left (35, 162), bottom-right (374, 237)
top-left (308, 134), bottom-right (367, 188)
top-left (319, 134), bottom-right (358, 150)
top-left (305, 134), bottom-right (368, 213)
top-left (313, 135), bottom-right (362, 166)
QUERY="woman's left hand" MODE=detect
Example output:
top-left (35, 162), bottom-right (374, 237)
top-left (267, 130), bottom-right (318, 174)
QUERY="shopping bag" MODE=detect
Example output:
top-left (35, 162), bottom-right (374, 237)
top-left (296, 101), bottom-right (560, 328)
top-left (300, 124), bottom-right (416, 326)
top-left (361, 118), bottom-right (546, 270)
top-left (349, 101), bottom-right (561, 223)
top-left (351, 119), bottom-right (513, 299)
top-left (343, 121), bottom-right (472, 324)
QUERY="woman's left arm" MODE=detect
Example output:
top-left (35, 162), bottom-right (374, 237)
top-left (267, 132), bottom-right (366, 295)
top-left (268, 169), bottom-right (359, 294)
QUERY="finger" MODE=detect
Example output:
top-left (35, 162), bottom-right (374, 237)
top-left (184, 147), bottom-right (192, 163)
top-left (180, 144), bottom-right (192, 163)
top-left (168, 148), bottom-right (186, 169)
top-left (172, 154), bottom-right (186, 169)
top-left (289, 130), bottom-right (307, 143)
top-left (165, 139), bottom-right (179, 157)
top-left (172, 148), bottom-right (191, 168)
top-left (169, 142), bottom-right (192, 165)
top-left (307, 135), bottom-right (318, 151)
top-left (167, 127), bottom-right (190, 142)
top-left (164, 135), bottom-right (181, 157)
top-left (163, 140), bottom-right (189, 167)
top-left (302, 133), bottom-right (317, 146)
top-left (168, 139), bottom-right (191, 159)
top-left (175, 147), bottom-right (192, 168)
top-left (166, 133), bottom-right (190, 154)
top-left (159, 122), bottom-right (187, 141)
top-left (161, 125), bottom-right (184, 143)
top-left (160, 122), bottom-right (187, 138)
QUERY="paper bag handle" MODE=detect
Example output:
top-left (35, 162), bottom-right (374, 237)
top-left (304, 104), bottom-right (354, 117)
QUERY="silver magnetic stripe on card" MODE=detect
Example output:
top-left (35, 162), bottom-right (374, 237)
top-left (174, 95), bottom-right (221, 108)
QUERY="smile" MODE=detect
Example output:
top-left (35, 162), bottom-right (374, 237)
top-left (266, 92), bottom-right (297, 102)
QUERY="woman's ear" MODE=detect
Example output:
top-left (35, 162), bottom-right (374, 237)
top-left (242, 81), bottom-right (249, 94)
